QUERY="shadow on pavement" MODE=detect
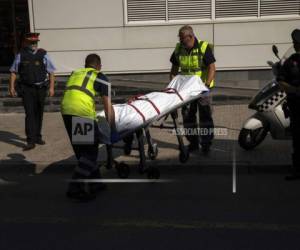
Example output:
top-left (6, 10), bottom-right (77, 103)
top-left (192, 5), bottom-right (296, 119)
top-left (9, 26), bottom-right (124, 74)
top-left (0, 134), bottom-right (292, 192)
top-left (0, 131), bottom-right (27, 148)
top-left (0, 153), bottom-right (35, 173)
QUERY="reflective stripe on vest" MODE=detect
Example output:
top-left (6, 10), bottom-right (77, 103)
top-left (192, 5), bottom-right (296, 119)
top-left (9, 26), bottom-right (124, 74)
top-left (65, 70), bottom-right (95, 99)
top-left (175, 40), bottom-right (215, 88)
top-left (61, 68), bottom-right (99, 119)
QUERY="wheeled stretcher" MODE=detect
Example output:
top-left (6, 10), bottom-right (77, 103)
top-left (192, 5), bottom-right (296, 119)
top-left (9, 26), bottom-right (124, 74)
top-left (97, 75), bottom-right (209, 178)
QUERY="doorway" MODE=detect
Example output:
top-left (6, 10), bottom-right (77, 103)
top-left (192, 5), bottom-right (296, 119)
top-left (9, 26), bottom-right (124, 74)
top-left (0, 0), bottom-right (30, 72)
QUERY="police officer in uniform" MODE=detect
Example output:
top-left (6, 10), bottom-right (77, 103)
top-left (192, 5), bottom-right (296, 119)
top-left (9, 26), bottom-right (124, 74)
top-left (277, 29), bottom-right (300, 180)
top-left (170, 25), bottom-right (216, 154)
top-left (9, 32), bottom-right (56, 151)
top-left (61, 54), bottom-right (117, 201)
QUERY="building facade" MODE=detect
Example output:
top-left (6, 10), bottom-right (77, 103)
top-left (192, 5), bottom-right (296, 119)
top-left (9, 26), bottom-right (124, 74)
top-left (1, 0), bottom-right (300, 75)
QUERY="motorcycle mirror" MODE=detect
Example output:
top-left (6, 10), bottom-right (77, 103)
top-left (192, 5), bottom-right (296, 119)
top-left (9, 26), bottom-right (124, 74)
top-left (272, 45), bottom-right (280, 59)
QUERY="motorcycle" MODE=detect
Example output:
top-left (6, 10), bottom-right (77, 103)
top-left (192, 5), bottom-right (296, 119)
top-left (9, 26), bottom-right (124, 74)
top-left (238, 45), bottom-right (295, 150)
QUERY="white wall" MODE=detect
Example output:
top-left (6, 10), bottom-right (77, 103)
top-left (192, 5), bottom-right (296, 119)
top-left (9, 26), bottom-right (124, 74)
top-left (32, 0), bottom-right (124, 29)
top-left (214, 19), bottom-right (300, 70)
top-left (29, 0), bottom-right (300, 74)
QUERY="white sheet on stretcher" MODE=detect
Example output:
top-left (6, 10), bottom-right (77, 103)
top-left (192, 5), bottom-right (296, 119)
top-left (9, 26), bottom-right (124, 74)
top-left (97, 75), bottom-right (208, 142)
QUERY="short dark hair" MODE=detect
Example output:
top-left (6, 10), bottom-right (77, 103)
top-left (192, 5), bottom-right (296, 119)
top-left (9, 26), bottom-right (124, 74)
top-left (178, 25), bottom-right (194, 38)
top-left (292, 29), bottom-right (300, 44)
top-left (85, 54), bottom-right (101, 68)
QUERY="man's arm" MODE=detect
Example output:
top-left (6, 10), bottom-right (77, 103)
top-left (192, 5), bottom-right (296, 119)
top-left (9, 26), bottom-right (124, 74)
top-left (170, 64), bottom-right (179, 81)
top-left (203, 45), bottom-right (216, 88)
top-left (169, 51), bottom-right (179, 81)
top-left (206, 63), bottom-right (216, 87)
top-left (9, 53), bottom-right (20, 97)
top-left (9, 72), bottom-right (17, 97)
top-left (44, 54), bottom-right (56, 97)
top-left (48, 73), bottom-right (55, 97)
top-left (94, 73), bottom-right (116, 129)
top-left (102, 95), bottom-right (116, 131)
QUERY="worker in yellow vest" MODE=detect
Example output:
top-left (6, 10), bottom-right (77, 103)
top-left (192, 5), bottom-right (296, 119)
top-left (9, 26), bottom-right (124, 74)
top-left (61, 54), bottom-right (117, 201)
top-left (170, 25), bottom-right (216, 154)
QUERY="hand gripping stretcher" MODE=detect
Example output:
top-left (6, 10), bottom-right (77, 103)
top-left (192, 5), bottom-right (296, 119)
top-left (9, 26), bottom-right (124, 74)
top-left (97, 75), bottom-right (209, 179)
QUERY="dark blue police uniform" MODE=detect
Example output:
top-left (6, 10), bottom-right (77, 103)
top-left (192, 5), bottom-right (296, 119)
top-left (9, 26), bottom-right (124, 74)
top-left (277, 29), bottom-right (300, 179)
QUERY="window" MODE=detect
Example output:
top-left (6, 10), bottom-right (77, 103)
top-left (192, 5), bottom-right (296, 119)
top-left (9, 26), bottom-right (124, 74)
top-left (260, 0), bottom-right (300, 16)
top-left (125, 0), bottom-right (300, 24)
top-left (127, 0), bottom-right (166, 22)
top-left (168, 0), bottom-right (211, 20)
top-left (215, 0), bottom-right (258, 18)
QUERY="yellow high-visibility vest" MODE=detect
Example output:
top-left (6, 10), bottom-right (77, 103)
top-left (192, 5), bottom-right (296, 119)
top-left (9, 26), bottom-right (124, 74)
top-left (175, 39), bottom-right (215, 88)
top-left (61, 68), bottom-right (100, 120)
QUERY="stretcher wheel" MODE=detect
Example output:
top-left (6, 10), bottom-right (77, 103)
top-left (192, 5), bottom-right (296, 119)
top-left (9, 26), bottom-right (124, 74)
top-left (147, 167), bottom-right (160, 179)
top-left (148, 143), bottom-right (158, 160)
top-left (179, 149), bottom-right (189, 163)
top-left (116, 162), bottom-right (130, 179)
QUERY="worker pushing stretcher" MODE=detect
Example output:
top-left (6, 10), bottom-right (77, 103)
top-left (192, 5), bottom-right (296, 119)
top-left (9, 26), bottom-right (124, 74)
top-left (61, 24), bottom-right (215, 201)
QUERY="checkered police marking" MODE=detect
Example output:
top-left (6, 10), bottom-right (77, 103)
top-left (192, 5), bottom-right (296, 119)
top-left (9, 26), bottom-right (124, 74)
top-left (258, 90), bottom-right (286, 112)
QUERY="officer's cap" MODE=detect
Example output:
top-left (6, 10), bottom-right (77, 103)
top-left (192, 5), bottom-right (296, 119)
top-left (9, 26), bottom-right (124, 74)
top-left (24, 32), bottom-right (40, 42)
top-left (291, 29), bottom-right (300, 44)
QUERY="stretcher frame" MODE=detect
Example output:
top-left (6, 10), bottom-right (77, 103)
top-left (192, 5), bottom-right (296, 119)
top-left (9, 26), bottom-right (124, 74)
top-left (104, 91), bottom-right (208, 178)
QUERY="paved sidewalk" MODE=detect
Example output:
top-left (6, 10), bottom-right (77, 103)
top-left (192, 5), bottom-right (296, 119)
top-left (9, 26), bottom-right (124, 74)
top-left (0, 104), bottom-right (292, 175)
top-left (0, 105), bottom-right (298, 250)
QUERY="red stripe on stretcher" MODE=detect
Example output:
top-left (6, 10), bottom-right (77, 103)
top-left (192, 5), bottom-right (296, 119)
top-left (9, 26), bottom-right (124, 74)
top-left (129, 94), bottom-right (144, 101)
top-left (128, 103), bottom-right (146, 122)
top-left (136, 97), bottom-right (160, 115)
top-left (128, 94), bottom-right (161, 115)
top-left (164, 88), bottom-right (184, 101)
top-left (144, 98), bottom-right (160, 115)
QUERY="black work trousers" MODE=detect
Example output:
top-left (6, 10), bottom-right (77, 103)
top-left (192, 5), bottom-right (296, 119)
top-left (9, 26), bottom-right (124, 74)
top-left (287, 96), bottom-right (300, 170)
top-left (181, 94), bottom-right (214, 146)
top-left (21, 84), bottom-right (47, 144)
top-left (62, 115), bottom-right (100, 178)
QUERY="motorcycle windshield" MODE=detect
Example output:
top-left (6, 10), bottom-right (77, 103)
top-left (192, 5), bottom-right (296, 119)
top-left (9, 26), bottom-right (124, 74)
top-left (249, 46), bottom-right (296, 110)
top-left (249, 80), bottom-right (280, 110)
top-left (281, 46), bottom-right (296, 64)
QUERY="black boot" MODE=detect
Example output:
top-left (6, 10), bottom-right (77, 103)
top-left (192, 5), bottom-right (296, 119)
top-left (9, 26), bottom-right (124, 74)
top-left (23, 143), bottom-right (35, 151)
top-left (66, 172), bottom-right (96, 202)
top-left (89, 170), bottom-right (107, 195)
top-left (35, 139), bottom-right (46, 145)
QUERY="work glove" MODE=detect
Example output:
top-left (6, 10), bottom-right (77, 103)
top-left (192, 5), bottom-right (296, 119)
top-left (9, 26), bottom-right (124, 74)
top-left (110, 131), bottom-right (121, 144)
